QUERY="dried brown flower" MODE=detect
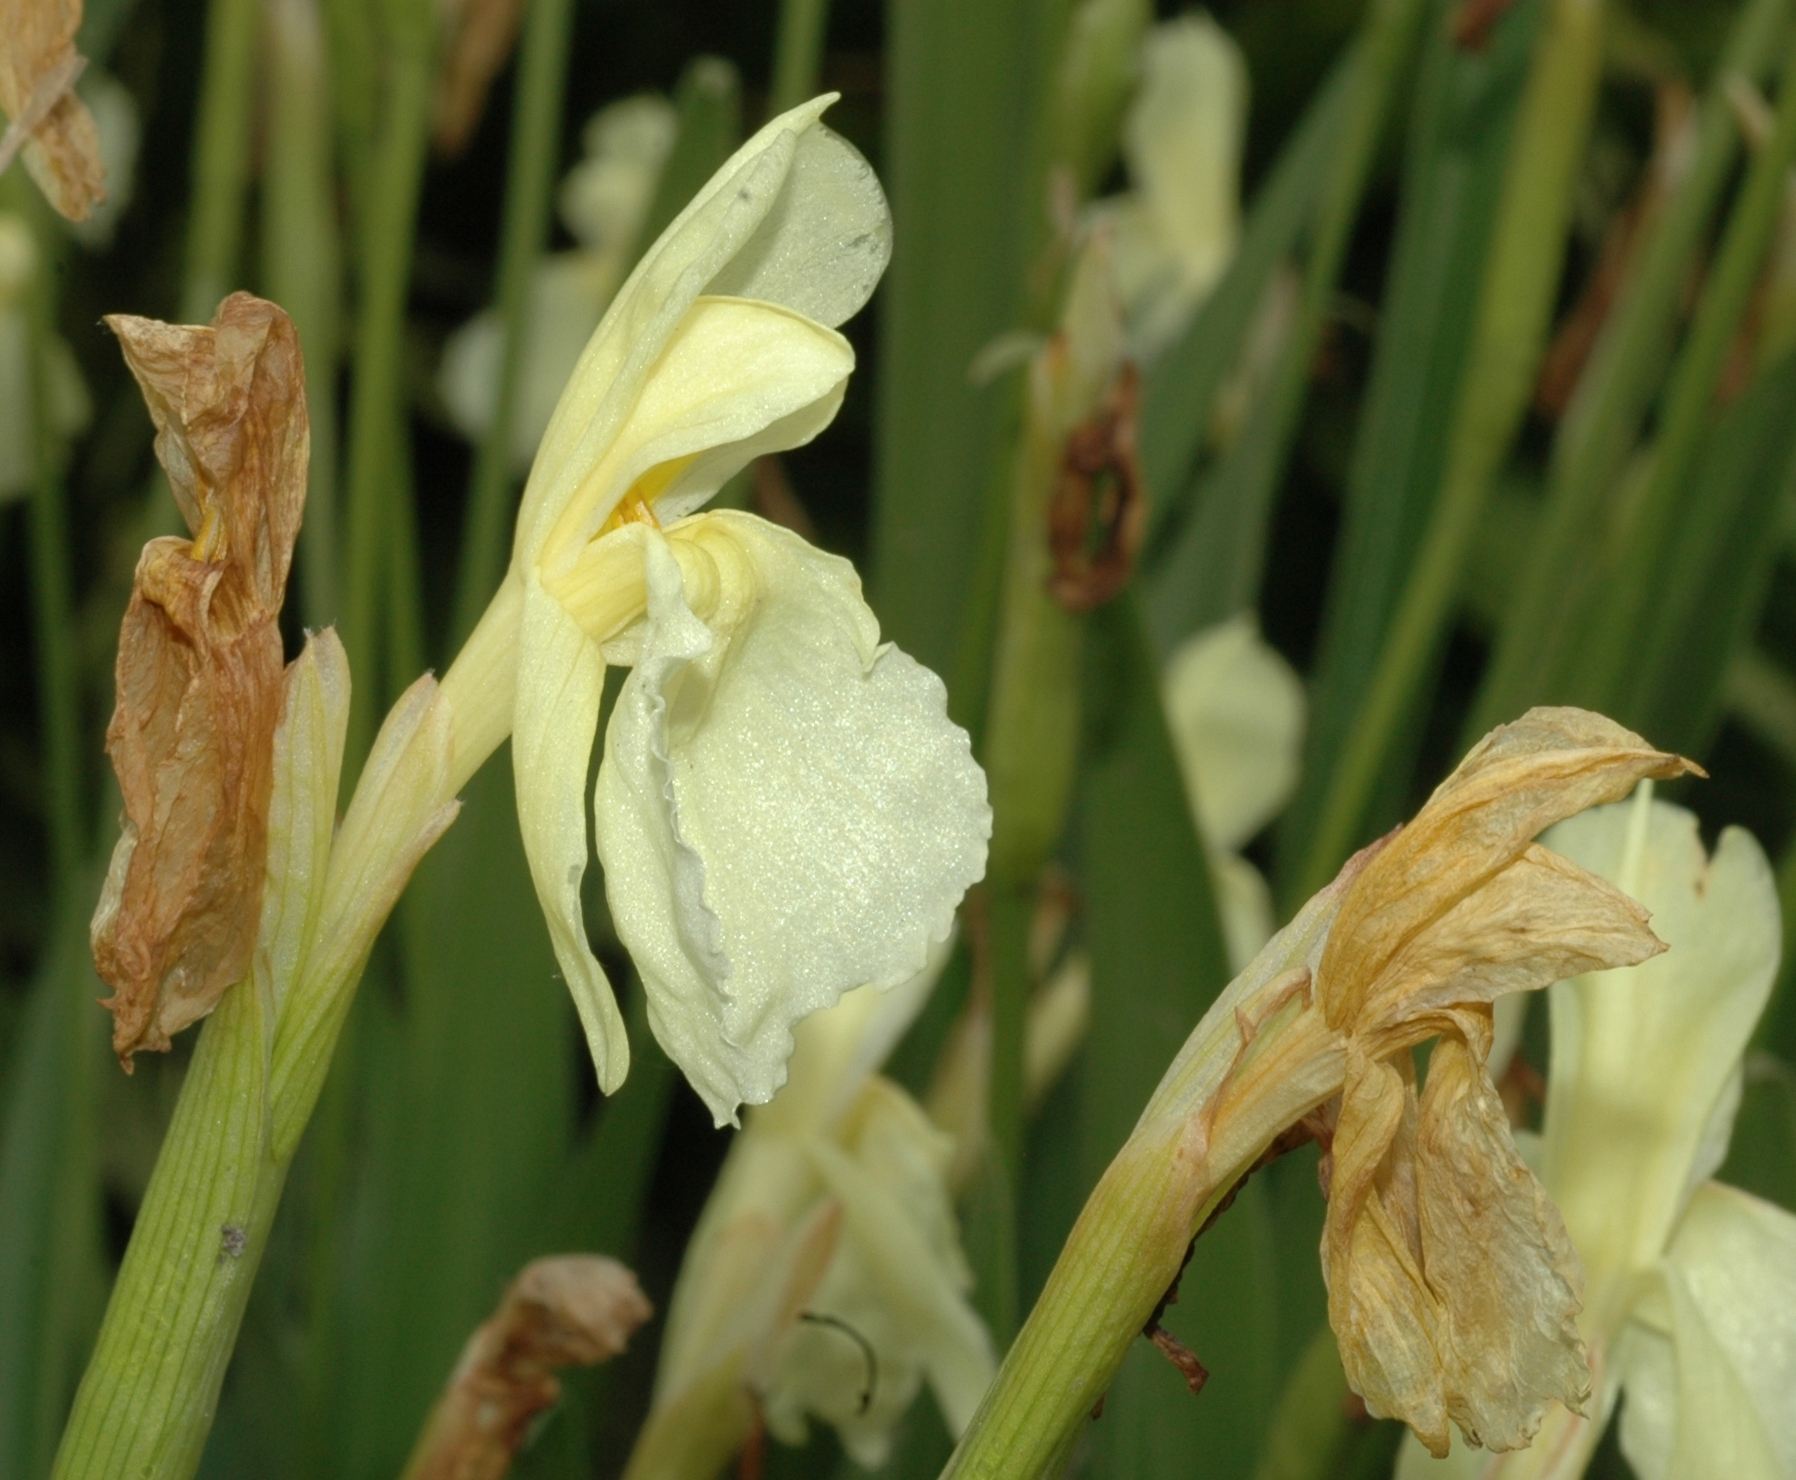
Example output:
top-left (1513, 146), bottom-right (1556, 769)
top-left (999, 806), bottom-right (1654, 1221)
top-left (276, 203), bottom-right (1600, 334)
top-left (0, 0), bottom-right (105, 221)
top-left (405, 1256), bottom-right (652, 1480)
top-left (1314, 709), bottom-right (1699, 1456)
top-left (91, 292), bottom-right (307, 1068)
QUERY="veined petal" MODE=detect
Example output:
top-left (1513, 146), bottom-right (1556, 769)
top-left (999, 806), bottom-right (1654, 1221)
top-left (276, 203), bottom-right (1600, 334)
top-left (517, 97), bottom-right (887, 565)
top-left (1616, 1183), bottom-right (1796, 1480)
top-left (540, 295), bottom-right (853, 573)
top-left (1329, 1037), bottom-right (1588, 1457)
top-left (594, 514), bottom-right (989, 1124)
top-left (1539, 796), bottom-right (1779, 1312)
top-left (512, 579), bottom-right (629, 1092)
top-left (1317, 709), bottom-right (1693, 1032)
top-left (1412, 1035), bottom-right (1587, 1454)
top-left (1358, 843), bottom-right (1663, 1052)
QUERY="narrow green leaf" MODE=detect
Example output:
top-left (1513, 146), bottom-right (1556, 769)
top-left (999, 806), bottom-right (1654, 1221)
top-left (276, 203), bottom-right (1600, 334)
top-left (1291, 0), bottom-right (1607, 901)
top-left (0, 898), bottom-right (106, 1480)
top-left (450, 0), bottom-right (581, 649)
top-left (263, 0), bottom-right (346, 635)
top-left (334, 758), bottom-right (574, 1480)
top-left (1631, 355), bottom-right (1796, 754)
top-left (1577, 34), bottom-right (1796, 716)
top-left (870, 0), bottom-right (1069, 680)
top-left (182, 0), bottom-right (262, 318)
top-left (1144, 0), bottom-right (1433, 652)
top-left (1139, 45), bottom-right (1360, 533)
top-left (1279, 0), bottom-right (1545, 878)
top-left (1078, 593), bottom-right (1252, 1475)
top-left (771, 0), bottom-right (832, 116)
top-left (1467, 0), bottom-right (1793, 738)
top-left (631, 59), bottom-right (743, 259)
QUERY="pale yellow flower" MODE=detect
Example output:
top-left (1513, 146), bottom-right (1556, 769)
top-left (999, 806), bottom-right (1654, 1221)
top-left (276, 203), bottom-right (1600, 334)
top-left (441, 97), bottom-right (990, 1125)
top-left (630, 956), bottom-right (995, 1478)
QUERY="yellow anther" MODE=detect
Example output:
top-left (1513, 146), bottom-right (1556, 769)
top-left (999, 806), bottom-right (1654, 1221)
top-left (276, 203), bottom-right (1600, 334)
top-left (189, 499), bottom-right (229, 563)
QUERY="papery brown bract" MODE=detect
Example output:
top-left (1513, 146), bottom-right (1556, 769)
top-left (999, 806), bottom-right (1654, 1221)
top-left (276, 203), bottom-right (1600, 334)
top-left (1315, 709), bottom-right (1698, 1456)
top-left (406, 1256), bottom-right (652, 1480)
top-left (91, 293), bottom-right (307, 1068)
top-left (0, 0), bottom-right (105, 221)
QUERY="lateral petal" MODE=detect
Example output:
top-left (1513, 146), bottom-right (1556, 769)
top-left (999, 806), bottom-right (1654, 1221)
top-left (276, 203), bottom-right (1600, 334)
top-left (1539, 797), bottom-right (1780, 1303)
top-left (512, 579), bottom-right (628, 1092)
top-left (1617, 1182), bottom-right (1796, 1480)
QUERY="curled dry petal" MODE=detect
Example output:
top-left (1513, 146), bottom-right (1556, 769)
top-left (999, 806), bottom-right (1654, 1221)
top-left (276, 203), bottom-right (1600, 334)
top-left (405, 1255), bottom-right (652, 1480)
top-left (1316, 708), bottom-right (1697, 1456)
top-left (91, 293), bottom-right (306, 1067)
top-left (0, 0), bottom-right (105, 221)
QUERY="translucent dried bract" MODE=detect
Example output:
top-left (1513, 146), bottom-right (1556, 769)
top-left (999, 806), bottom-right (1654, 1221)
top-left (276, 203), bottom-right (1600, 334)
top-left (91, 292), bottom-right (307, 1068)
top-left (1316, 709), bottom-right (1699, 1456)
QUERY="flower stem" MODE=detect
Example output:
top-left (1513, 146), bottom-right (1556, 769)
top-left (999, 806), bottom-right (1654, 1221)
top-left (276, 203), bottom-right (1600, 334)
top-left (51, 979), bottom-right (281, 1480)
top-left (450, 0), bottom-right (578, 648)
top-left (939, 983), bottom-right (1339, 1480)
top-left (342, 0), bottom-right (437, 764)
top-left (770, 0), bottom-right (831, 115)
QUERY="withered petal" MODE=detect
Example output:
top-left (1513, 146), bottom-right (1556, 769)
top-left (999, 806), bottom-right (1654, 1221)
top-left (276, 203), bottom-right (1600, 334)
top-left (1413, 1036), bottom-right (1588, 1453)
top-left (105, 292), bottom-right (307, 617)
top-left (0, 0), bottom-right (106, 221)
top-left (91, 294), bottom-right (308, 1068)
top-left (1318, 708), bottom-right (1694, 1031)
top-left (1359, 844), bottom-right (1666, 1052)
top-left (1328, 1038), bottom-right (1589, 1458)
top-left (406, 1255), bottom-right (652, 1480)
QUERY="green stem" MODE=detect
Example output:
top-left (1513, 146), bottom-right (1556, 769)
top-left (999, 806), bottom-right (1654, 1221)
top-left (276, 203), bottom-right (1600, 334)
top-left (940, 996), bottom-right (1339, 1480)
top-left (183, 0), bottom-right (262, 319)
top-left (1466, 0), bottom-right (1792, 739)
top-left (770, 0), bottom-right (831, 115)
top-left (1578, 34), bottom-right (1796, 715)
top-left (1294, 0), bottom-right (1606, 901)
top-left (264, 0), bottom-right (346, 631)
top-left (52, 979), bottom-right (281, 1480)
top-left (449, 0), bottom-right (578, 649)
top-left (342, 0), bottom-right (437, 764)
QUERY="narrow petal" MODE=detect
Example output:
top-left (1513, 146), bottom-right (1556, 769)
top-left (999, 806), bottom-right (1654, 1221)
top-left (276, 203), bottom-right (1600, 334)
top-left (1318, 709), bottom-right (1694, 1031)
top-left (1539, 797), bottom-right (1780, 1305)
top-left (1617, 1183), bottom-right (1796, 1480)
top-left (809, 1119), bottom-right (996, 1434)
top-left (1413, 1035), bottom-right (1588, 1454)
top-left (512, 580), bottom-right (629, 1092)
top-left (594, 514), bottom-right (989, 1123)
top-left (1327, 1049), bottom-right (1453, 1454)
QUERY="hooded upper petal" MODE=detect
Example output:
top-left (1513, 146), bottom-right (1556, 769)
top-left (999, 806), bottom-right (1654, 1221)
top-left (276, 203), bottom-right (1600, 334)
top-left (594, 513), bottom-right (990, 1123)
top-left (1539, 796), bottom-right (1780, 1316)
top-left (515, 96), bottom-right (888, 568)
